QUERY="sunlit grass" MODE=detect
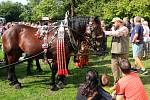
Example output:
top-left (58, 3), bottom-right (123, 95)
top-left (0, 37), bottom-right (150, 99)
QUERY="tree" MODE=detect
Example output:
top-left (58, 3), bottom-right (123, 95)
top-left (30, 0), bottom-right (65, 21)
top-left (0, 1), bottom-right (23, 22)
top-left (75, 0), bottom-right (103, 16)
top-left (101, 0), bottom-right (150, 22)
top-left (19, 5), bottom-right (32, 22)
top-left (63, 0), bottom-right (82, 16)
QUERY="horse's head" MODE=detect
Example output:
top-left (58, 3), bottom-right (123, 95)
top-left (86, 16), bottom-right (103, 36)
top-left (67, 16), bottom-right (105, 53)
top-left (85, 16), bottom-right (105, 52)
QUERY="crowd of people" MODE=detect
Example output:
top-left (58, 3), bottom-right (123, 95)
top-left (76, 59), bottom-right (149, 100)
top-left (105, 16), bottom-right (149, 81)
top-left (0, 22), bottom-right (51, 36)
top-left (76, 16), bottom-right (149, 100)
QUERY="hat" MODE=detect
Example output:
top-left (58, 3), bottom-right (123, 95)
top-left (112, 17), bottom-right (123, 23)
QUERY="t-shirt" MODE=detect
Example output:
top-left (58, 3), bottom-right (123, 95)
top-left (143, 25), bottom-right (150, 37)
top-left (130, 24), bottom-right (143, 43)
top-left (116, 72), bottom-right (148, 100)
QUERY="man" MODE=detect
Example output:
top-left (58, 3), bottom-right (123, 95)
top-left (123, 17), bottom-right (130, 30)
top-left (115, 59), bottom-right (148, 100)
top-left (142, 21), bottom-right (150, 58)
top-left (105, 17), bottom-right (129, 83)
top-left (130, 16), bottom-right (148, 74)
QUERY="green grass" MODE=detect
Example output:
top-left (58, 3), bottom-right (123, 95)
top-left (0, 37), bottom-right (150, 100)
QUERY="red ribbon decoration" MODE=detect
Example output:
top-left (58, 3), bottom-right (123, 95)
top-left (57, 24), bottom-right (68, 75)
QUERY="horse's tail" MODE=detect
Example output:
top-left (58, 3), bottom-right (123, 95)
top-left (4, 52), bottom-right (8, 65)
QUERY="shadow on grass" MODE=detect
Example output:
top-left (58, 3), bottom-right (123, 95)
top-left (0, 62), bottom-right (51, 81)
top-left (66, 64), bottom-right (114, 88)
top-left (1, 55), bottom-right (149, 90)
top-left (140, 75), bottom-right (150, 85)
top-left (67, 64), bottom-right (150, 88)
top-left (22, 78), bottom-right (51, 89)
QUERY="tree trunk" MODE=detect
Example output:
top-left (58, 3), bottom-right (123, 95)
top-left (70, 5), bottom-right (75, 17)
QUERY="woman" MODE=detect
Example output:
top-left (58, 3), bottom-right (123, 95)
top-left (76, 70), bottom-right (112, 100)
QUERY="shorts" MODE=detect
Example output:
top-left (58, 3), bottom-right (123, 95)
top-left (132, 43), bottom-right (143, 58)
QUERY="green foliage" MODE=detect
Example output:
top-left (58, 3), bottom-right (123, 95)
top-left (102, 1), bottom-right (117, 22)
top-left (102, 0), bottom-right (150, 22)
top-left (19, 5), bottom-right (32, 22)
top-left (31, 0), bottom-right (65, 21)
top-left (27, 0), bottom-right (41, 7)
top-left (0, 37), bottom-right (150, 99)
top-left (0, 1), bottom-right (23, 22)
top-left (0, 0), bottom-right (150, 23)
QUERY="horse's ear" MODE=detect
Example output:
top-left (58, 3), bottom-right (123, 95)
top-left (64, 11), bottom-right (69, 26)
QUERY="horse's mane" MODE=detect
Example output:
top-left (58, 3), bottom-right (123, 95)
top-left (68, 16), bottom-right (93, 30)
top-left (13, 24), bottom-right (38, 31)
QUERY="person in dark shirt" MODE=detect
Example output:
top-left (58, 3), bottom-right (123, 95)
top-left (130, 16), bottom-right (148, 75)
top-left (76, 70), bottom-right (112, 100)
top-left (123, 17), bottom-right (131, 30)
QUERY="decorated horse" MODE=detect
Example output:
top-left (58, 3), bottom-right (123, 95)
top-left (2, 16), bottom-right (105, 90)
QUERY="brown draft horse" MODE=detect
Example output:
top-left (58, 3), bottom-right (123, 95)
top-left (2, 16), bottom-right (104, 90)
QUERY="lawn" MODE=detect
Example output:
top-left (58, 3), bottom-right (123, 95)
top-left (0, 37), bottom-right (150, 100)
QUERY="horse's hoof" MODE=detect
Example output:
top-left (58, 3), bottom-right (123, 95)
top-left (38, 69), bottom-right (43, 72)
top-left (27, 71), bottom-right (32, 76)
top-left (14, 83), bottom-right (21, 89)
top-left (50, 82), bottom-right (54, 86)
top-left (50, 85), bottom-right (59, 91)
top-left (9, 82), bottom-right (15, 86)
top-left (57, 81), bottom-right (64, 89)
top-left (62, 78), bottom-right (67, 85)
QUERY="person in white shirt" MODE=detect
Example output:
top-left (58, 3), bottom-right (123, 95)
top-left (143, 21), bottom-right (150, 42)
top-left (142, 21), bottom-right (150, 58)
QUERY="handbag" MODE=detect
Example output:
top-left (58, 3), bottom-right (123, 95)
top-left (111, 37), bottom-right (122, 54)
top-left (111, 36), bottom-right (128, 54)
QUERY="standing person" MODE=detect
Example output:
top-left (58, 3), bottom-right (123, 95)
top-left (123, 17), bottom-right (130, 30)
top-left (141, 17), bottom-right (145, 24)
top-left (142, 21), bottom-right (150, 58)
top-left (130, 16), bottom-right (148, 74)
top-left (115, 59), bottom-right (148, 100)
top-left (143, 21), bottom-right (150, 42)
top-left (105, 17), bottom-right (129, 83)
top-left (129, 18), bottom-right (134, 36)
top-left (101, 20), bottom-right (106, 31)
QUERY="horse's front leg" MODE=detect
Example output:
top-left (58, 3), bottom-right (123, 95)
top-left (50, 63), bottom-right (59, 91)
top-left (7, 55), bottom-right (21, 89)
top-left (57, 57), bottom-right (70, 88)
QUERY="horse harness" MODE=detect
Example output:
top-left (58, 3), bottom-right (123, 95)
top-left (35, 23), bottom-right (79, 55)
top-left (35, 16), bottom-right (105, 60)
